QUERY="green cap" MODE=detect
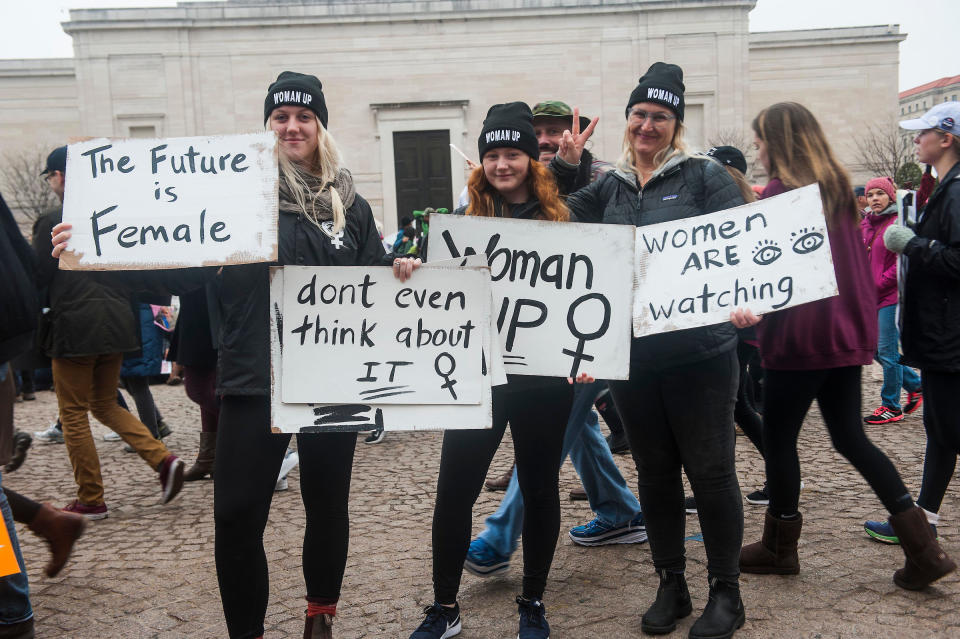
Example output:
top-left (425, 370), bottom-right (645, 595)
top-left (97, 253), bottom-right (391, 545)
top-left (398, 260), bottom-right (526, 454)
top-left (531, 100), bottom-right (591, 131)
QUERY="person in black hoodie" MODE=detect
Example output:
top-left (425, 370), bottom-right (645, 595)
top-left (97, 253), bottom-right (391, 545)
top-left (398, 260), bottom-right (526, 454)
top-left (407, 102), bottom-right (576, 639)
top-left (53, 72), bottom-right (388, 639)
top-left (863, 102), bottom-right (960, 587)
top-left (552, 63), bottom-right (747, 639)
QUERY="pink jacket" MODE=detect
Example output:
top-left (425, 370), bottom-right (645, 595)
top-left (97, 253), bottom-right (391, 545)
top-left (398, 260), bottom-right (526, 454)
top-left (860, 204), bottom-right (899, 309)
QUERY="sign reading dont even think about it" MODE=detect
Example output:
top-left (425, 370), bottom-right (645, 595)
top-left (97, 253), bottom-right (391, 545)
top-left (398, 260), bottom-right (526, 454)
top-left (60, 132), bottom-right (278, 270)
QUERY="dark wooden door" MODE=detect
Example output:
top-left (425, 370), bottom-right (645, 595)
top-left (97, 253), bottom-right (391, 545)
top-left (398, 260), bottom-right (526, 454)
top-left (393, 130), bottom-right (453, 225)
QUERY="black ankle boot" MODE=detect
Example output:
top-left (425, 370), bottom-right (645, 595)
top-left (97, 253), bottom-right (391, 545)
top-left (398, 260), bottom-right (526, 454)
top-left (688, 578), bottom-right (745, 639)
top-left (641, 569), bottom-right (692, 635)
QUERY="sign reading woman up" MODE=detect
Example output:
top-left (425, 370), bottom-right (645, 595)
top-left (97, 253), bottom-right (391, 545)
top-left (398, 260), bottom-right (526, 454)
top-left (430, 215), bottom-right (635, 379)
top-left (634, 184), bottom-right (838, 336)
top-left (60, 132), bottom-right (278, 270)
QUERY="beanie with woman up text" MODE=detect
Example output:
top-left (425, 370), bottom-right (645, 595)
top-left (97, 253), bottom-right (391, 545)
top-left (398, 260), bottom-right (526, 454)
top-left (626, 62), bottom-right (685, 121)
top-left (264, 71), bottom-right (329, 129)
top-left (477, 102), bottom-right (539, 161)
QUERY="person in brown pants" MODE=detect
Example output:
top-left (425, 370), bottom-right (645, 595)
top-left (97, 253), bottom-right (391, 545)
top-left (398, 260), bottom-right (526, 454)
top-left (33, 146), bottom-right (184, 520)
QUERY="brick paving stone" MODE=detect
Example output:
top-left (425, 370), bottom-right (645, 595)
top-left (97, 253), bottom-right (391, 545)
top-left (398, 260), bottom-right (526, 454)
top-left (3, 365), bottom-right (958, 638)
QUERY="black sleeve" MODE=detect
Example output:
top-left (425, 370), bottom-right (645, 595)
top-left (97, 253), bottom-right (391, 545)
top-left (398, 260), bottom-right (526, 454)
top-left (563, 175), bottom-right (607, 224)
top-left (351, 195), bottom-right (389, 267)
top-left (903, 182), bottom-right (960, 282)
top-left (549, 156), bottom-right (580, 196)
top-left (700, 159), bottom-right (745, 214)
top-left (32, 210), bottom-right (61, 290)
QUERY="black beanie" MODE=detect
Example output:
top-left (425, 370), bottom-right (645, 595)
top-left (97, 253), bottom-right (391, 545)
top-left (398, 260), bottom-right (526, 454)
top-left (477, 102), bottom-right (539, 161)
top-left (626, 62), bottom-right (685, 121)
top-left (264, 71), bottom-right (329, 129)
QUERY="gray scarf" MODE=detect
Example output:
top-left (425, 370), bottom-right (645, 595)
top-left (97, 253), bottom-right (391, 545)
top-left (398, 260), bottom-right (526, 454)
top-left (278, 166), bottom-right (356, 219)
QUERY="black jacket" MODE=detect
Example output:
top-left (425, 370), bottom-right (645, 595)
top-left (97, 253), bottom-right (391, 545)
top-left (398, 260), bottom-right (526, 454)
top-left (557, 154), bottom-right (744, 370)
top-left (0, 192), bottom-right (38, 364)
top-left (33, 208), bottom-right (140, 359)
top-left (900, 160), bottom-right (960, 372)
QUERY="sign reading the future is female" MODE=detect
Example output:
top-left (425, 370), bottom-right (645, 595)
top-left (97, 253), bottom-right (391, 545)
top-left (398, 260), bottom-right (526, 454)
top-left (633, 183), bottom-right (838, 336)
top-left (60, 132), bottom-right (278, 270)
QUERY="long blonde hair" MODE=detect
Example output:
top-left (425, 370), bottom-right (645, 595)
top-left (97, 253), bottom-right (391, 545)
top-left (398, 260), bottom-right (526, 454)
top-left (276, 116), bottom-right (347, 233)
top-left (615, 120), bottom-right (688, 177)
top-left (752, 102), bottom-right (857, 229)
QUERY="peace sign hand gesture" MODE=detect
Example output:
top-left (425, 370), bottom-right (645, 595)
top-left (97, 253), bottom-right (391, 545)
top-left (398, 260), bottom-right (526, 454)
top-left (557, 107), bottom-right (599, 166)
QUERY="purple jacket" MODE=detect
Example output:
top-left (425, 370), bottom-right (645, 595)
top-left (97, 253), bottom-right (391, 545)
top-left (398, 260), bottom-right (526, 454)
top-left (860, 204), bottom-right (899, 309)
top-left (756, 179), bottom-right (877, 370)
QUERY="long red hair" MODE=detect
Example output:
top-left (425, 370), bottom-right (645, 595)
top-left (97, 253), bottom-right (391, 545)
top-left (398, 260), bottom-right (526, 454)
top-left (466, 158), bottom-right (569, 222)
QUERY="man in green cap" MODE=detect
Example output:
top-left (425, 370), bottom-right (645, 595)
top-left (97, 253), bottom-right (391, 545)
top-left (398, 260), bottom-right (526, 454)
top-left (532, 100), bottom-right (611, 189)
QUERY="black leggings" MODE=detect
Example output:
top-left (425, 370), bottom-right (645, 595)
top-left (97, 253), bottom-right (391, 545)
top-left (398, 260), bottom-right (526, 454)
top-left (214, 395), bottom-right (356, 639)
top-left (432, 380), bottom-right (572, 603)
top-left (917, 371), bottom-right (960, 514)
top-left (120, 376), bottom-right (162, 438)
top-left (763, 366), bottom-right (913, 518)
top-left (735, 341), bottom-right (764, 456)
top-left (610, 349), bottom-right (742, 582)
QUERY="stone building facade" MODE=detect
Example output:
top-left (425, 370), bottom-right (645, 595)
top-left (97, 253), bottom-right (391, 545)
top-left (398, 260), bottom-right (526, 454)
top-left (0, 0), bottom-right (904, 232)
top-left (899, 75), bottom-right (960, 119)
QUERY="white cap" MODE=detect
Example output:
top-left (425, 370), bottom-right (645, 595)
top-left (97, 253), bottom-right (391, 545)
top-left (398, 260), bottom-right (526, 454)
top-left (900, 101), bottom-right (960, 134)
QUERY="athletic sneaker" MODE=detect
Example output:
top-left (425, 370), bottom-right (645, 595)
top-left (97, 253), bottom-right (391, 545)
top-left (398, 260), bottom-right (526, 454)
top-left (569, 512), bottom-right (647, 546)
top-left (864, 518), bottom-right (938, 545)
top-left (364, 429), bottom-right (386, 444)
top-left (102, 431), bottom-right (122, 442)
top-left (903, 391), bottom-right (923, 415)
top-left (409, 602), bottom-right (461, 639)
top-left (35, 422), bottom-right (64, 444)
top-left (516, 597), bottom-right (549, 639)
top-left (278, 448), bottom-right (299, 481)
top-left (864, 405), bottom-right (904, 425)
top-left (745, 484), bottom-right (769, 505)
top-left (158, 455), bottom-right (185, 504)
top-left (62, 500), bottom-right (108, 520)
top-left (157, 419), bottom-right (173, 438)
top-left (684, 495), bottom-right (698, 515)
top-left (463, 537), bottom-right (510, 577)
top-left (275, 478), bottom-right (289, 491)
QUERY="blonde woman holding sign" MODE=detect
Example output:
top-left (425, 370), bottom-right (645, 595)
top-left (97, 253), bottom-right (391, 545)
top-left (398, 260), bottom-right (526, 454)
top-left (554, 63), bottom-right (747, 639)
top-left (731, 102), bottom-right (955, 591)
top-left (53, 71), bottom-right (390, 639)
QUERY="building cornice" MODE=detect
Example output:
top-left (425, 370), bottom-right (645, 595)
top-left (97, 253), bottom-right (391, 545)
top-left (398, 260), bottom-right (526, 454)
top-left (0, 58), bottom-right (75, 78)
top-left (62, 0), bottom-right (757, 33)
top-left (749, 24), bottom-right (905, 49)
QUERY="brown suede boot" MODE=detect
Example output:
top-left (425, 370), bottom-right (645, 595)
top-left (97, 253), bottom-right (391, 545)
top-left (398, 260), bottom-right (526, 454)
top-left (484, 463), bottom-right (514, 491)
top-left (889, 506), bottom-right (957, 590)
top-left (304, 613), bottom-right (333, 639)
top-left (739, 511), bottom-right (802, 574)
top-left (183, 431), bottom-right (216, 482)
top-left (27, 502), bottom-right (86, 577)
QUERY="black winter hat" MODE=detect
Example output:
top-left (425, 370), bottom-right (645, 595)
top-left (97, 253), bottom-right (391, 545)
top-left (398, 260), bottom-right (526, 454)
top-left (626, 62), bottom-right (685, 121)
top-left (264, 71), bottom-right (329, 129)
top-left (478, 102), bottom-right (539, 161)
top-left (40, 146), bottom-right (67, 176)
top-left (703, 146), bottom-right (747, 174)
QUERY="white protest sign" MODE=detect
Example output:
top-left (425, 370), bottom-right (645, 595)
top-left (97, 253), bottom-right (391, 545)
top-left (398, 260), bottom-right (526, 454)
top-left (269, 267), bottom-right (493, 433)
top-left (280, 265), bottom-right (489, 404)
top-left (633, 183), bottom-right (838, 336)
top-left (61, 132), bottom-right (278, 270)
top-left (430, 215), bottom-right (634, 380)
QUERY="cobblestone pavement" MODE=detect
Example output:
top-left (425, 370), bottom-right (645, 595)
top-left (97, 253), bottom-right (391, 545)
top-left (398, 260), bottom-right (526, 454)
top-left (5, 366), bottom-right (958, 638)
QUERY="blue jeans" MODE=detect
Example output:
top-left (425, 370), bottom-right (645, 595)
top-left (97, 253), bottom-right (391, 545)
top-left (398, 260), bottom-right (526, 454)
top-left (0, 472), bottom-right (32, 626)
top-left (876, 305), bottom-right (921, 409)
top-left (476, 381), bottom-right (642, 557)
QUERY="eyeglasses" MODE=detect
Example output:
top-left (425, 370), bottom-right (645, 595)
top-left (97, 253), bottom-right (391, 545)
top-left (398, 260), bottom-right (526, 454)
top-left (628, 109), bottom-right (676, 125)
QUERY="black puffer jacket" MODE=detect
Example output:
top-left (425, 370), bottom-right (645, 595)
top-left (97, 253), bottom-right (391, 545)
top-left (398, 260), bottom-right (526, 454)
top-left (0, 192), bottom-right (38, 364)
top-left (900, 160), bottom-right (960, 372)
top-left (34, 208), bottom-right (140, 359)
top-left (557, 153), bottom-right (744, 370)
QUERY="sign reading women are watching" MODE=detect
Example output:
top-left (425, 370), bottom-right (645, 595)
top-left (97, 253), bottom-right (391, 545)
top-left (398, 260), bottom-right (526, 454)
top-left (633, 184), bottom-right (838, 336)
top-left (59, 132), bottom-right (278, 270)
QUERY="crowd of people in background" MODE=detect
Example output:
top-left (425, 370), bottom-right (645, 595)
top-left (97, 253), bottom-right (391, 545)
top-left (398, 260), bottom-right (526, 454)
top-left (0, 60), bottom-right (958, 639)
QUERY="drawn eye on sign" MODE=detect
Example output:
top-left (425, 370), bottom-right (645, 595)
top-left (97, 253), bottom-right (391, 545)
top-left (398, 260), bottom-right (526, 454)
top-left (790, 227), bottom-right (824, 254)
top-left (752, 239), bottom-right (782, 266)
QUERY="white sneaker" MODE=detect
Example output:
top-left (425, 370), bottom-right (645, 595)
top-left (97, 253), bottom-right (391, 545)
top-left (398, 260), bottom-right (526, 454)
top-left (275, 478), bottom-right (289, 492)
top-left (102, 431), bottom-right (122, 442)
top-left (35, 423), bottom-right (64, 444)
top-left (275, 449), bottom-right (299, 490)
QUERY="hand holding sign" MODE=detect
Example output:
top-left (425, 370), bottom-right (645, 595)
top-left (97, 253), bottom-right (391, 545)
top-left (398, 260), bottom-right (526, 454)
top-left (557, 107), bottom-right (599, 166)
top-left (51, 222), bottom-right (73, 258)
top-left (729, 308), bottom-right (762, 329)
top-left (392, 257), bottom-right (422, 282)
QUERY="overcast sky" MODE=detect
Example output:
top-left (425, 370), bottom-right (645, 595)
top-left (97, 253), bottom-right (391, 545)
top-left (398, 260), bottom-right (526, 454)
top-left (1, 0), bottom-right (956, 92)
